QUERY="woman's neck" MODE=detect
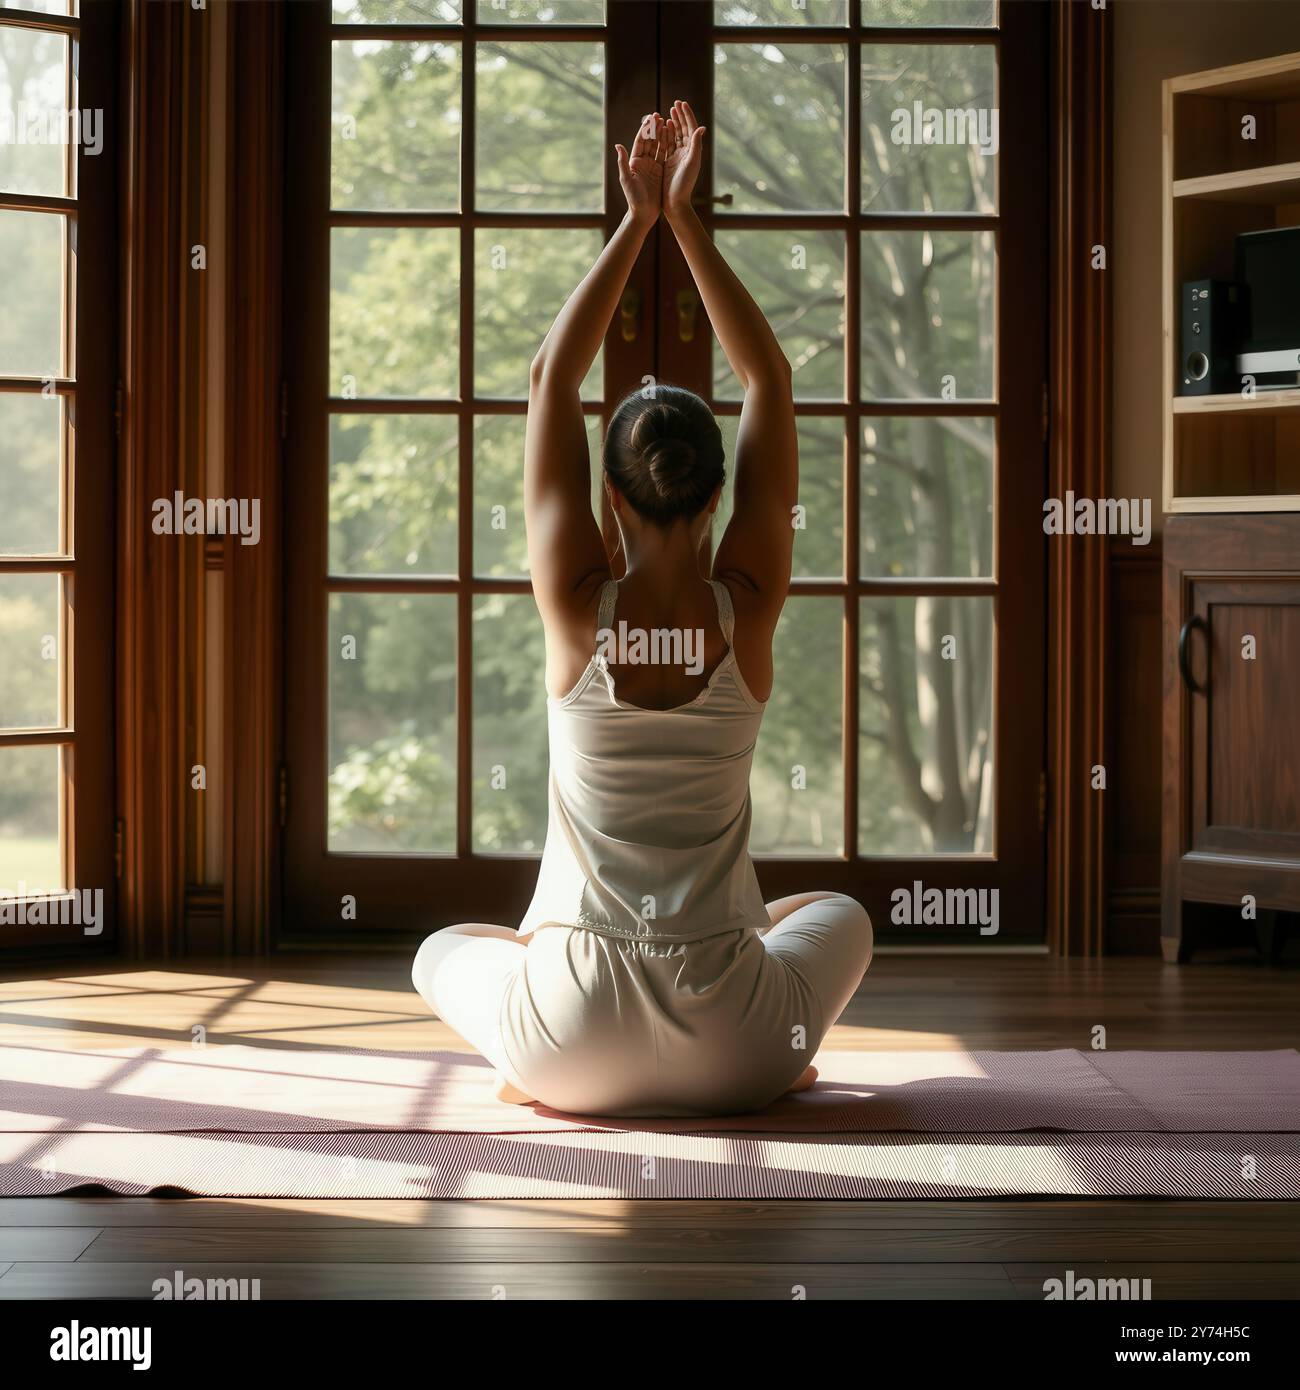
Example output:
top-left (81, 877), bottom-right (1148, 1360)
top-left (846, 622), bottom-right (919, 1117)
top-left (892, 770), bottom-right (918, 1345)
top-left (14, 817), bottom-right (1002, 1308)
top-left (619, 527), bottom-right (710, 597)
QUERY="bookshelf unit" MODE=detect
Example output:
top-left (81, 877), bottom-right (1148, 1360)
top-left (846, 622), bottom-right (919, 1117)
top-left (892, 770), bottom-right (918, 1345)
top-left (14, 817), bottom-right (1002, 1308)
top-left (1163, 51), bottom-right (1300, 512)
top-left (1161, 53), bottom-right (1300, 965)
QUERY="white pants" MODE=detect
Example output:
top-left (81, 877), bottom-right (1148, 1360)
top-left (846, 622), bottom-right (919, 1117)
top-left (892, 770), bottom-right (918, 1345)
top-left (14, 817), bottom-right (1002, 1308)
top-left (411, 893), bottom-right (873, 1117)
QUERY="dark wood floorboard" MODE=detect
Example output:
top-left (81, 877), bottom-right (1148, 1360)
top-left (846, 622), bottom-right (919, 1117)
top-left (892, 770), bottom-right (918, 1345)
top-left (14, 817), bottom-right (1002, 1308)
top-left (0, 953), bottom-right (1296, 1299)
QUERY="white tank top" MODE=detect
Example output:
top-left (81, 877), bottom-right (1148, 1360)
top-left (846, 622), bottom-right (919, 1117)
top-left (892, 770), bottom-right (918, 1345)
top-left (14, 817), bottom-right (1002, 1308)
top-left (519, 577), bottom-right (770, 944)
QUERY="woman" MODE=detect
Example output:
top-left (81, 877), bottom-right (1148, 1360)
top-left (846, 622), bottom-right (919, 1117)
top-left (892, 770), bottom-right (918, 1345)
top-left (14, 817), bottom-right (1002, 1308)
top-left (413, 103), bottom-right (872, 1117)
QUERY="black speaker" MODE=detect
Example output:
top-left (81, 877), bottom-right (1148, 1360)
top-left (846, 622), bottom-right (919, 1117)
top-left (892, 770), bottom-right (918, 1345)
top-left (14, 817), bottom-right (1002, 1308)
top-left (1180, 278), bottom-right (1245, 395)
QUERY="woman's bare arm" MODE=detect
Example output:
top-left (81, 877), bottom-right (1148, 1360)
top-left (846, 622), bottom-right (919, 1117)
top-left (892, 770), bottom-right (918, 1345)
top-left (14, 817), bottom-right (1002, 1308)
top-left (525, 116), bottom-right (667, 637)
top-left (661, 100), bottom-right (797, 609)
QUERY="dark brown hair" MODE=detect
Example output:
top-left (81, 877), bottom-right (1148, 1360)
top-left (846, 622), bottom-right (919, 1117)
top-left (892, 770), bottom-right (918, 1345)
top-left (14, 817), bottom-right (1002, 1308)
top-left (603, 385), bottom-right (725, 526)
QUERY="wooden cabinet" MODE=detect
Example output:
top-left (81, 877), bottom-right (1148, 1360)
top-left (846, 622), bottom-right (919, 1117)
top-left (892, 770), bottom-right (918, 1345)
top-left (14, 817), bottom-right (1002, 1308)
top-left (1163, 515), bottom-right (1300, 961)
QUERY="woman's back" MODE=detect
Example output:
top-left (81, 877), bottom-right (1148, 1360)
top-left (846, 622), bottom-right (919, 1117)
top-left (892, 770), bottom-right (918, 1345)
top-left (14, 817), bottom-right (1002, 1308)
top-left (520, 577), bottom-right (770, 943)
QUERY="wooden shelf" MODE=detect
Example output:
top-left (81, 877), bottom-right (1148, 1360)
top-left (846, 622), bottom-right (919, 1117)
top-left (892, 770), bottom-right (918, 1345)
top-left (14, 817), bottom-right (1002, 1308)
top-left (1173, 160), bottom-right (1300, 204)
top-left (1168, 493), bottom-right (1300, 514)
top-left (1164, 51), bottom-right (1300, 514)
top-left (1172, 389), bottom-right (1300, 415)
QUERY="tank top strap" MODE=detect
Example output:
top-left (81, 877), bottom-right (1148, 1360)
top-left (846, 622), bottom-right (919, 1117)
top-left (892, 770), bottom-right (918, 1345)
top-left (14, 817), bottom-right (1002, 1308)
top-left (596, 578), bottom-right (619, 638)
top-left (710, 578), bottom-right (735, 646)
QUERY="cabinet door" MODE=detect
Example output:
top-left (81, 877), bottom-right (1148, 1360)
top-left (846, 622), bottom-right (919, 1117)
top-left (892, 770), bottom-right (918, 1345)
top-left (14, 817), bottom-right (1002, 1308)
top-left (1179, 576), bottom-right (1300, 905)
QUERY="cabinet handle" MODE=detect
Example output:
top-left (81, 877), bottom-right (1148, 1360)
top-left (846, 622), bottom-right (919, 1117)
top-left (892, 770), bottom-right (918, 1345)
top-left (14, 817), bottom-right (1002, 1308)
top-left (1178, 614), bottom-right (1207, 695)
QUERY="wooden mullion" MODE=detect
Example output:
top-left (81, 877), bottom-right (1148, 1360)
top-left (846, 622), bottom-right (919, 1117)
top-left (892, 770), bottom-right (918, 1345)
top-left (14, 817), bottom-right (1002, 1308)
top-left (328, 211), bottom-right (606, 229)
top-left (455, 14), bottom-right (476, 861)
top-left (713, 26), bottom-right (997, 44)
top-left (0, 728), bottom-right (74, 748)
top-left (716, 212), bottom-right (998, 231)
top-left (330, 24), bottom-right (602, 42)
top-left (0, 4), bottom-right (78, 34)
top-left (327, 396), bottom-right (608, 414)
top-left (0, 191), bottom-right (77, 215)
top-left (0, 376), bottom-right (76, 394)
top-left (0, 557), bottom-right (74, 572)
top-left (844, 8), bottom-right (861, 865)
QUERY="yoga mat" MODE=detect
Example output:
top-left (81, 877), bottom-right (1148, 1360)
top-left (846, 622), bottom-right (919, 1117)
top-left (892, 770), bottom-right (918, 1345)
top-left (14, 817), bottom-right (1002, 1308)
top-left (2, 1045), bottom-right (1298, 1198)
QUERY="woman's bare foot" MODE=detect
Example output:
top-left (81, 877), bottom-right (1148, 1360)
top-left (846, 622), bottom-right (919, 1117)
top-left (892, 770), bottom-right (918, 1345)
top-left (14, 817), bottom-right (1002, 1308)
top-left (493, 1074), bottom-right (536, 1105)
top-left (785, 1064), bottom-right (818, 1094)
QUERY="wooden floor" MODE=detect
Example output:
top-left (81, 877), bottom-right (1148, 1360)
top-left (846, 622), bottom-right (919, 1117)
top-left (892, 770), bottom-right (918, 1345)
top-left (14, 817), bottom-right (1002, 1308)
top-left (0, 951), bottom-right (1297, 1300)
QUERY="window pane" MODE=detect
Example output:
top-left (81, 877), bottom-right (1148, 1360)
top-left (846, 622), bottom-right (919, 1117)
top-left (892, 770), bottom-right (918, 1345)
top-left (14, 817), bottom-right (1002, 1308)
top-left (714, 230), bottom-right (845, 402)
top-left (476, 42), bottom-right (604, 212)
top-left (714, 43), bottom-right (845, 213)
top-left (859, 594), bottom-right (992, 854)
top-left (862, 44), bottom-right (996, 213)
top-left (862, 0), bottom-right (996, 24)
top-left (331, 40), bottom-right (460, 212)
top-left (329, 415), bottom-right (458, 577)
top-left (0, 28), bottom-right (69, 198)
top-left (330, 228), bottom-right (459, 398)
top-left (333, 0), bottom-right (462, 22)
top-left (0, 394), bottom-right (62, 556)
top-left (0, 573), bottom-right (61, 728)
top-left (475, 228), bottom-right (602, 398)
top-left (0, 745), bottom-right (62, 895)
top-left (860, 229), bottom-right (994, 401)
top-left (478, 0), bottom-right (605, 21)
top-left (328, 593), bottom-right (456, 852)
top-left (716, 1), bottom-right (848, 25)
top-left (474, 413), bottom-right (602, 576)
top-left (717, 415), bottom-right (843, 578)
top-left (861, 416), bottom-right (993, 578)
top-left (472, 593), bottom-right (549, 852)
top-left (0, 212), bottom-right (64, 378)
top-left (751, 598), bottom-right (843, 855)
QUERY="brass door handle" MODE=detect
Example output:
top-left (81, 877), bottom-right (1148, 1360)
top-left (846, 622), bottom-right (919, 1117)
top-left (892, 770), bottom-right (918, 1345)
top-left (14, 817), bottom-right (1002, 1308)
top-left (677, 289), bottom-right (698, 343)
top-left (692, 193), bottom-right (734, 207)
top-left (620, 288), bottom-right (640, 343)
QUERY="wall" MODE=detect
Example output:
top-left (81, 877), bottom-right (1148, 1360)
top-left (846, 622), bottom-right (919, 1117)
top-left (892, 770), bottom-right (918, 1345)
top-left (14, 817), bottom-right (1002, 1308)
top-left (1112, 0), bottom-right (1300, 531)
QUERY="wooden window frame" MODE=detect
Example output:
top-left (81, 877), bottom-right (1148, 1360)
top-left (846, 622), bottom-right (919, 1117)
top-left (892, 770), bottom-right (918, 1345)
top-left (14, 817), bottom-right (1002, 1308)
top-left (277, 0), bottom-right (1049, 947)
top-left (281, 0), bottom-right (658, 942)
top-left (107, 0), bottom-right (1114, 959)
top-left (658, 0), bottom-right (1049, 943)
top-left (0, 0), bottom-right (117, 953)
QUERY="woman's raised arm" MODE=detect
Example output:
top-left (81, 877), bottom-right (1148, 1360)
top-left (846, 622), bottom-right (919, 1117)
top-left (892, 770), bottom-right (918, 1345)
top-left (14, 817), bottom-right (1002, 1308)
top-left (661, 100), bottom-right (797, 609)
top-left (525, 115), bottom-right (667, 629)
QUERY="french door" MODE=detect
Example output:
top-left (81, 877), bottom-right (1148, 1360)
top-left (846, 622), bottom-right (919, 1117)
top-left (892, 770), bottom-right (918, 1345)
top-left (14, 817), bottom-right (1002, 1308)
top-left (283, 0), bottom-right (1047, 945)
top-left (0, 0), bottom-right (116, 950)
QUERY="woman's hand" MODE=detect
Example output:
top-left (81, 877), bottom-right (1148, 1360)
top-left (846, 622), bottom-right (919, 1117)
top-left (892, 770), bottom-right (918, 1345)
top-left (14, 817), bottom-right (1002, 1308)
top-left (662, 99), bottom-right (706, 221)
top-left (615, 114), bottom-right (666, 228)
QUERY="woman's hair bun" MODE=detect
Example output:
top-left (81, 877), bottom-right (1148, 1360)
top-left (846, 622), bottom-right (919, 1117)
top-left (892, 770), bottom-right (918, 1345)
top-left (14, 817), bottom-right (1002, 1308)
top-left (643, 437), bottom-right (697, 496)
top-left (603, 385), bottom-right (726, 527)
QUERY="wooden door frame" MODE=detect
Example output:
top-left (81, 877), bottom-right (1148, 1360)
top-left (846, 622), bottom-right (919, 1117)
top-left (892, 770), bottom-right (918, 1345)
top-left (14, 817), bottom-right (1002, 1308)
top-left (656, 0), bottom-right (1050, 942)
top-left (107, 0), bottom-right (1119, 958)
top-left (0, 0), bottom-right (118, 955)
top-left (279, 0), bottom-right (659, 943)
top-left (1046, 0), bottom-right (1113, 956)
